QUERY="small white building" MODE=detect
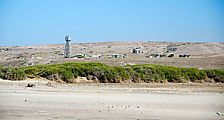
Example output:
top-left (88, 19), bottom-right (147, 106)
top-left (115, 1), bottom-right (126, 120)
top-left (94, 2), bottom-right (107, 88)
top-left (133, 47), bottom-right (143, 54)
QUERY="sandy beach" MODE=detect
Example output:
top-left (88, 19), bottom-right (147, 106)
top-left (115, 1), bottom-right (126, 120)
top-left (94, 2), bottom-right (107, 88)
top-left (0, 79), bottom-right (224, 120)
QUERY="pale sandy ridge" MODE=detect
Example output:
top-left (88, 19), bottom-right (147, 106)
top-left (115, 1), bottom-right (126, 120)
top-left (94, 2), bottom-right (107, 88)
top-left (0, 41), bottom-right (223, 68)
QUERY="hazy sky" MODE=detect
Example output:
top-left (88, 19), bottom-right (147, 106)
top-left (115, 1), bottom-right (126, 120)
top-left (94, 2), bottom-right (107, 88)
top-left (0, 0), bottom-right (223, 46)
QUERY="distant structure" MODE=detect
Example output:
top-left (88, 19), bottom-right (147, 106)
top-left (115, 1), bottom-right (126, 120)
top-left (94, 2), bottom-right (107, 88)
top-left (133, 47), bottom-right (143, 54)
top-left (179, 54), bottom-right (191, 58)
top-left (64, 35), bottom-right (71, 58)
top-left (111, 54), bottom-right (127, 58)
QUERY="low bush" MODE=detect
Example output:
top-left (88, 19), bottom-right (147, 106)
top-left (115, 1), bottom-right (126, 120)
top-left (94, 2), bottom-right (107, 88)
top-left (168, 54), bottom-right (174, 57)
top-left (204, 69), bottom-right (224, 83)
top-left (24, 67), bottom-right (39, 74)
top-left (0, 63), bottom-right (223, 83)
top-left (0, 67), bottom-right (26, 80)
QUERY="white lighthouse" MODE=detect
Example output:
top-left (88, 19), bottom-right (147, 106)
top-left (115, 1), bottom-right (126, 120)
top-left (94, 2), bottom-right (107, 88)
top-left (64, 35), bottom-right (71, 58)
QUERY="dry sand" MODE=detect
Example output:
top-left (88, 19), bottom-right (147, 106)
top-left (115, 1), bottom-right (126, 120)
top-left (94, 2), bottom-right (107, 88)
top-left (0, 79), bottom-right (224, 120)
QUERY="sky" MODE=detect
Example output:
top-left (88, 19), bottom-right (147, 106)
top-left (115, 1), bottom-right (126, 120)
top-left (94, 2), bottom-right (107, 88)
top-left (0, 0), bottom-right (224, 46)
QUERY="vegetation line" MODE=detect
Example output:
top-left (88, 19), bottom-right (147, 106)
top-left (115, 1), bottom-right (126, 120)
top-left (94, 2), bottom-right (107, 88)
top-left (0, 63), bottom-right (223, 83)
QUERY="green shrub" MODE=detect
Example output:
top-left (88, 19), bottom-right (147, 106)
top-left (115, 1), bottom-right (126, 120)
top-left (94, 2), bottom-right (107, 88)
top-left (168, 54), bottom-right (174, 57)
top-left (38, 67), bottom-right (74, 82)
top-left (181, 68), bottom-right (207, 81)
top-left (204, 69), bottom-right (224, 82)
top-left (61, 70), bottom-right (74, 82)
top-left (0, 67), bottom-right (26, 80)
top-left (11, 68), bottom-right (26, 80)
top-left (24, 67), bottom-right (39, 74)
top-left (0, 66), bottom-right (5, 79)
top-left (1, 63), bottom-right (223, 83)
top-left (77, 56), bottom-right (85, 58)
top-left (55, 51), bottom-right (60, 54)
top-left (161, 66), bottom-right (181, 82)
top-left (114, 66), bottom-right (130, 80)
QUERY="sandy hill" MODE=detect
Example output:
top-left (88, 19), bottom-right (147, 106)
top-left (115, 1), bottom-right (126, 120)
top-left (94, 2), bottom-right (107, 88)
top-left (0, 41), bottom-right (223, 69)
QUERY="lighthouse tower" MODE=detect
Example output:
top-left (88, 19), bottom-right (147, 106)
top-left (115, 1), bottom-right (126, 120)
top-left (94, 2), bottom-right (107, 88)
top-left (64, 35), bottom-right (71, 58)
